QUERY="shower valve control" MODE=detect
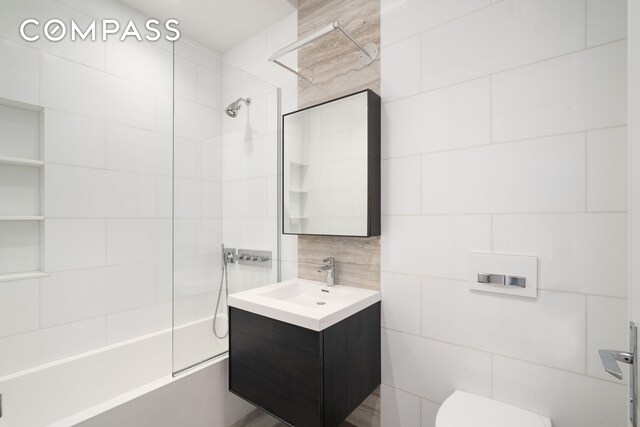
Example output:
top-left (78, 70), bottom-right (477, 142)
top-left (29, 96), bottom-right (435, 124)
top-left (223, 248), bottom-right (237, 264)
top-left (237, 249), bottom-right (272, 268)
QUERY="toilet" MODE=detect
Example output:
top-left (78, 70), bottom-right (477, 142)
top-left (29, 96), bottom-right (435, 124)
top-left (436, 390), bottom-right (552, 427)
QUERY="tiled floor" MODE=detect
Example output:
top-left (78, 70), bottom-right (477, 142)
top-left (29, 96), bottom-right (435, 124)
top-left (236, 411), bottom-right (359, 427)
top-left (234, 386), bottom-right (380, 427)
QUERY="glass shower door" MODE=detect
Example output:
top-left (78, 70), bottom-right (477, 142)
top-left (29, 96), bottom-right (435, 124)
top-left (172, 42), bottom-right (280, 374)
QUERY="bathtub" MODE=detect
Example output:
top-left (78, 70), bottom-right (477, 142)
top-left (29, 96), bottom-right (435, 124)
top-left (0, 317), bottom-right (252, 427)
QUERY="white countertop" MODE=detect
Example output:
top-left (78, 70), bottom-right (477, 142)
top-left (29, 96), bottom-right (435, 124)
top-left (228, 278), bottom-right (381, 331)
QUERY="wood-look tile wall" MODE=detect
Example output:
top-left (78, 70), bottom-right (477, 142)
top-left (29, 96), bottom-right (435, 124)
top-left (297, 0), bottom-right (381, 292)
top-left (298, 236), bottom-right (380, 289)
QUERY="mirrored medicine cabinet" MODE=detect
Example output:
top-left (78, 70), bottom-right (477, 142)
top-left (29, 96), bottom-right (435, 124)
top-left (282, 89), bottom-right (380, 237)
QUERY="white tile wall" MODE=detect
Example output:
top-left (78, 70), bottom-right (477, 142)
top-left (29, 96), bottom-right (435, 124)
top-left (587, 126), bottom-right (628, 212)
top-left (106, 123), bottom-right (172, 176)
top-left (106, 219), bottom-right (171, 265)
top-left (492, 356), bottom-right (627, 427)
top-left (587, 0), bottom-right (628, 47)
top-left (382, 156), bottom-right (421, 214)
top-left (421, 134), bottom-right (586, 214)
top-left (45, 110), bottom-right (106, 169)
top-left (380, 1), bottom-right (628, 425)
top-left (420, 0), bottom-right (586, 91)
top-left (0, 317), bottom-right (106, 376)
top-left (586, 296), bottom-right (628, 382)
top-left (45, 219), bottom-right (106, 272)
top-left (381, 215), bottom-right (492, 280)
top-left (492, 41), bottom-right (627, 142)
top-left (382, 329), bottom-right (492, 403)
top-left (106, 302), bottom-right (172, 344)
top-left (40, 53), bottom-right (157, 131)
top-left (45, 165), bottom-right (157, 218)
top-left (380, 36), bottom-right (422, 101)
top-left (0, 165), bottom-right (41, 216)
top-left (0, 279), bottom-right (39, 338)
top-left (0, 0), bottom-right (228, 415)
top-left (381, 272), bottom-right (421, 335)
top-left (381, 77), bottom-right (490, 158)
top-left (0, 221), bottom-right (41, 274)
top-left (171, 37), bottom-right (224, 367)
top-left (220, 13), bottom-right (297, 318)
top-left (421, 278), bottom-right (586, 373)
top-left (420, 399), bottom-right (439, 427)
top-left (40, 263), bottom-right (157, 327)
top-left (0, 104), bottom-right (40, 159)
top-left (201, 181), bottom-right (223, 219)
top-left (381, 0), bottom-right (491, 47)
top-left (380, 384), bottom-right (421, 427)
top-left (0, 38), bottom-right (39, 105)
top-left (492, 213), bottom-right (627, 297)
top-left (106, 41), bottom-right (172, 91)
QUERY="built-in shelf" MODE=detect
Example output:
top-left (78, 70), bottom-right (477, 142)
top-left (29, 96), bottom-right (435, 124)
top-left (0, 271), bottom-right (49, 283)
top-left (288, 216), bottom-right (308, 220)
top-left (0, 216), bottom-right (44, 220)
top-left (0, 156), bottom-right (44, 167)
top-left (0, 101), bottom-right (44, 278)
top-left (289, 189), bottom-right (308, 194)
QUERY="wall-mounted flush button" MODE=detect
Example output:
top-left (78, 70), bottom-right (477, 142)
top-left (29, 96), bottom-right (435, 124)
top-left (505, 275), bottom-right (526, 288)
top-left (469, 253), bottom-right (537, 298)
top-left (477, 273), bottom-right (505, 285)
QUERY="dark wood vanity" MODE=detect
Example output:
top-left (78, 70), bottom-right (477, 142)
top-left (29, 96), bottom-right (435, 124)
top-left (229, 302), bottom-right (381, 427)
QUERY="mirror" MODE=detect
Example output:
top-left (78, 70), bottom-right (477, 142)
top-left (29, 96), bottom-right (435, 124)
top-left (283, 90), bottom-right (380, 237)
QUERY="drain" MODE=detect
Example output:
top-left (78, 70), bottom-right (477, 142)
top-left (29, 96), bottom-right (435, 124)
top-left (316, 301), bottom-right (326, 305)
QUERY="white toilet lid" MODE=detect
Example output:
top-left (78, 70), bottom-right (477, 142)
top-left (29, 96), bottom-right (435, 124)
top-left (436, 391), bottom-right (552, 427)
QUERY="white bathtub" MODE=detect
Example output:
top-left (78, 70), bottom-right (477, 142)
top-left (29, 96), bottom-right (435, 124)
top-left (0, 318), bottom-right (252, 427)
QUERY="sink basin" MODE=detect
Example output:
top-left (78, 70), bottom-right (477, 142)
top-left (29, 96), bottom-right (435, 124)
top-left (228, 278), bottom-right (380, 331)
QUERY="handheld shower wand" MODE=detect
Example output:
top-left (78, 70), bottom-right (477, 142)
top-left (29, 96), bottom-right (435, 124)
top-left (213, 244), bottom-right (233, 339)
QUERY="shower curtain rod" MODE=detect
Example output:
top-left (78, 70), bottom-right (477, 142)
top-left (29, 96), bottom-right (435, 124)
top-left (267, 20), bottom-right (378, 88)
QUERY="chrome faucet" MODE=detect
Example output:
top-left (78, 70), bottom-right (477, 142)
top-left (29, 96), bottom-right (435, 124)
top-left (316, 257), bottom-right (335, 287)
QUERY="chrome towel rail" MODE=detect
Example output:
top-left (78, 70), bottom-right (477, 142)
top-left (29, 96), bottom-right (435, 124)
top-left (268, 21), bottom-right (378, 88)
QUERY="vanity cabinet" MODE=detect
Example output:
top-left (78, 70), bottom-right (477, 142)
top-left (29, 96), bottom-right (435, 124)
top-left (229, 302), bottom-right (381, 427)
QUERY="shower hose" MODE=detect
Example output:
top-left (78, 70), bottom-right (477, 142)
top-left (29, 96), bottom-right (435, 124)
top-left (213, 248), bottom-right (230, 339)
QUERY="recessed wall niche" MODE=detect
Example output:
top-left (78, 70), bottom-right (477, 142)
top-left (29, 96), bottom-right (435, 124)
top-left (0, 100), bottom-right (45, 280)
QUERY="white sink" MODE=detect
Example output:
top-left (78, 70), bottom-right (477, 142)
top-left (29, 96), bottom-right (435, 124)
top-left (228, 278), bottom-right (380, 331)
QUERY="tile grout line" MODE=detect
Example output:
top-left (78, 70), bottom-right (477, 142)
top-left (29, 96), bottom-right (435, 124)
top-left (489, 74), bottom-right (493, 144)
top-left (585, 294), bottom-right (589, 379)
top-left (490, 353), bottom-right (494, 399)
top-left (585, 132), bottom-right (589, 211)
top-left (383, 326), bottom-right (625, 385)
top-left (490, 214), bottom-right (494, 252)
top-left (379, 381), bottom-right (442, 406)
top-left (584, 0), bottom-right (589, 49)
top-left (379, 270), bottom-right (628, 299)
top-left (382, 124), bottom-right (628, 162)
top-left (380, 1), bottom-right (498, 50)
top-left (383, 37), bottom-right (627, 107)
top-left (380, 210), bottom-right (627, 217)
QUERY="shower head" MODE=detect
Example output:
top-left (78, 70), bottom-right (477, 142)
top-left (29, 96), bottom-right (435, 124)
top-left (225, 97), bottom-right (251, 118)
